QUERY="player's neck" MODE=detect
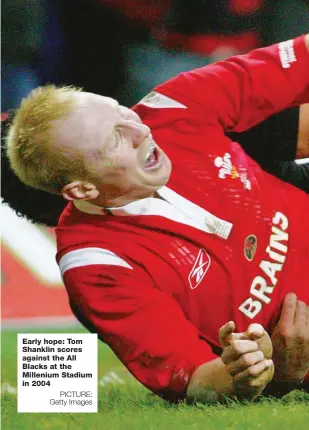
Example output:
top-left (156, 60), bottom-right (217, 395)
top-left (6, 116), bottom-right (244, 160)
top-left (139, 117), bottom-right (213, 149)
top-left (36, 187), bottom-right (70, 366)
top-left (89, 190), bottom-right (162, 208)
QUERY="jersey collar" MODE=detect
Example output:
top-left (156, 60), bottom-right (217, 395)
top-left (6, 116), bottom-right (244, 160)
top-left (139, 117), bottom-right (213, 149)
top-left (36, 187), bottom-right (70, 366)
top-left (73, 186), bottom-right (233, 239)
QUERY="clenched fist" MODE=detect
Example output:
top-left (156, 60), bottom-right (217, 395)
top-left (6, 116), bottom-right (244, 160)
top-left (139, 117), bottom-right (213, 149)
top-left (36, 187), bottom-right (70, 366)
top-left (219, 321), bottom-right (274, 398)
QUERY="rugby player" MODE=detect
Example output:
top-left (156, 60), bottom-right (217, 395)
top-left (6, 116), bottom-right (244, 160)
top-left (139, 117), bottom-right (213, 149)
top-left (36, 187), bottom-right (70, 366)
top-left (5, 35), bottom-right (309, 403)
top-left (2, 106), bottom-right (309, 226)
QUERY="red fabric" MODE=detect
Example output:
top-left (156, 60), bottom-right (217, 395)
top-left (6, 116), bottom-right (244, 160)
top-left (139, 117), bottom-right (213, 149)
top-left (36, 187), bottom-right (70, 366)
top-left (57, 36), bottom-right (309, 400)
top-left (62, 263), bottom-right (217, 401)
top-left (1, 112), bottom-right (9, 121)
top-left (99, 0), bottom-right (171, 27)
top-left (228, 0), bottom-right (264, 15)
top-left (157, 30), bottom-right (261, 55)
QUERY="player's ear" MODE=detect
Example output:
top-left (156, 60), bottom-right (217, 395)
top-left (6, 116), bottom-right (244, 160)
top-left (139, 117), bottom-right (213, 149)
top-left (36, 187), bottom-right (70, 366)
top-left (62, 181), bottom-right (100, 201)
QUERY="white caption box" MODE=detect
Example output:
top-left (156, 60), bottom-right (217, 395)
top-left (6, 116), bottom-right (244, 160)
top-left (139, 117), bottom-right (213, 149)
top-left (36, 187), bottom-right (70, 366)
top-left (18, 333), bottom-right (98, 413)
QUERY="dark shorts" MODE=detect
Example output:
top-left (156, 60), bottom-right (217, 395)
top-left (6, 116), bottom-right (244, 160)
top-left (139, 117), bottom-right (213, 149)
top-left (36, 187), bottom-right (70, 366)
top-left (228, 107), bottom-right (309, 194)
top-left (227, 106), bottom-right (299, 162)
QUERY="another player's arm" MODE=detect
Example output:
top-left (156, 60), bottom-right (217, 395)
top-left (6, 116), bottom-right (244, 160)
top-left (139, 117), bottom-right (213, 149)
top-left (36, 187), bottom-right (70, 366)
top-left (61, 261), bottom-right (272, 404)
top-left (263, 293), bottom-right (309, 397)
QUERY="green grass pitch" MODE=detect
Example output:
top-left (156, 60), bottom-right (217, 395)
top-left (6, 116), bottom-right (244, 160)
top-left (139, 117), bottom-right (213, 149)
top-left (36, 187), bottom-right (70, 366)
top-left (1, 327), bottom-right (309, 430)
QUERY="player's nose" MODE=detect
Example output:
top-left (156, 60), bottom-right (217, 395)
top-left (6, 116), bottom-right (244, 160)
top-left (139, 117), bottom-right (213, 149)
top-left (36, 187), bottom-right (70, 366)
top-left (130, 121), bottom-right (151, 147)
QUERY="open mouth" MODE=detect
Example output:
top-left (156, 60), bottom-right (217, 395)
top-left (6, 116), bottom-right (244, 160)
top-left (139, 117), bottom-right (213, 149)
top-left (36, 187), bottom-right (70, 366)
top-left (144, 142), bottom-right (161, 169)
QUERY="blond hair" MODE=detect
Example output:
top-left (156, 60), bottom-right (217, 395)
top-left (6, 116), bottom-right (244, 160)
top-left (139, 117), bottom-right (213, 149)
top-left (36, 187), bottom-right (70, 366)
top-left (6, 85), bottom-right (89, 194)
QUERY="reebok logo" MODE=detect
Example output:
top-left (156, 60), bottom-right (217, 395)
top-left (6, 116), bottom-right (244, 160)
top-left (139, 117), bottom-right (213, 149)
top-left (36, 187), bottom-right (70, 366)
top-left (188, 249), bottom-right (211, 289)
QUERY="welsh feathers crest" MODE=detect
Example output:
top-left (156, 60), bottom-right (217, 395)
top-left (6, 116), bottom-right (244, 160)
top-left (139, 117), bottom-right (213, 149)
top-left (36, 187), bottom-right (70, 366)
top-left (214, 153), bottom-right (251, 190)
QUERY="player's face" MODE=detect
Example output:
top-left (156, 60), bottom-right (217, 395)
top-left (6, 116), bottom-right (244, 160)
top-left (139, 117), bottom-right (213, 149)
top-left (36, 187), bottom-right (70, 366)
top-left (53, 92), bottom-right (172, 200)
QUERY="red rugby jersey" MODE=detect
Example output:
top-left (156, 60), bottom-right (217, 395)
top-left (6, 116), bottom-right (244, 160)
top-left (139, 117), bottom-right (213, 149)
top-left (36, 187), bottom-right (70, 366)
top-left (56, 36), bottom-right (309, 400)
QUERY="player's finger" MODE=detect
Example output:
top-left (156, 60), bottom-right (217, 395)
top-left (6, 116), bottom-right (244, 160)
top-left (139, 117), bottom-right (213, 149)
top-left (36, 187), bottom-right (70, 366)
top-left (221, 339), bottom-right (259, 364)
top-left (250, 362), bottom-right (274, 388)
top-left (278, 293), bottom-right (297, 326)
top-left (246, 323), bottom-right (265, 340)
top-left (227, 350), bottom-right (265, 376)
top-left (219, 321), bottom-right (236, 348)
top-left (307, 305), bottom-right (309, 326)
top-left (83, 183), bottom-right (96, 190)
top-left (294, 300), bottom-right (307, 326)
top-left (233, 359), bottom-right (273, 383)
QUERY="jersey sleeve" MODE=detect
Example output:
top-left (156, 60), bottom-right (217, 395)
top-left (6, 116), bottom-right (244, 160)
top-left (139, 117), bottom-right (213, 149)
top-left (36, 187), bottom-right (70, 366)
top-left (59, 250), bottom-right (218, 402)
top-left (155, 35), bottom-right (309, 133)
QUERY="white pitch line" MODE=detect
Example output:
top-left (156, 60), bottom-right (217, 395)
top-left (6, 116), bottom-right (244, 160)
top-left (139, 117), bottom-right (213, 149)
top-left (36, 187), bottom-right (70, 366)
top-left (1, 383), bottom-right (17, 395)
top-left (99, 371), bottom-right (126, 387)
